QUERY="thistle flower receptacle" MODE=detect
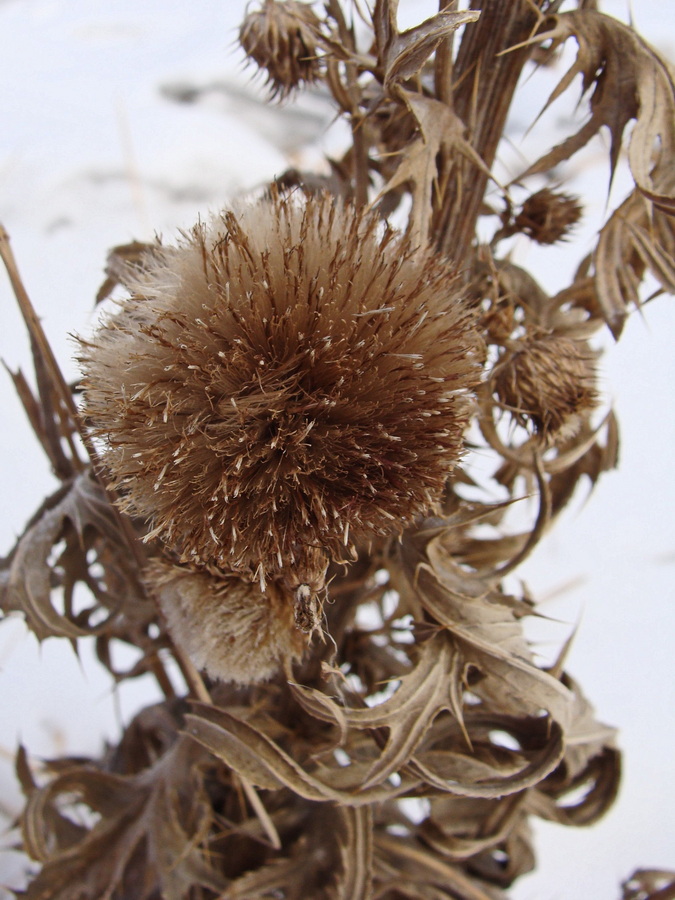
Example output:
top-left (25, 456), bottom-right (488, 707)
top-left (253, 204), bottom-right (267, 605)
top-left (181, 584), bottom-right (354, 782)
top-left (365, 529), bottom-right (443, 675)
top-left (80, 191), bottom-right (480, 590)
top-left (492, 334), bottom-right (599, 438)
top-left (239, 0), bottom-right (323, 100)
top-left (146, 560), bottom-right (307, 683)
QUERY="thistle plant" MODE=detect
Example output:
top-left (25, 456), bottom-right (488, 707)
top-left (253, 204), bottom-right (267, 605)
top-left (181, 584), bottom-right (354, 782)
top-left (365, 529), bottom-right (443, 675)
top-left (1, 1), bottom-right (674, 898)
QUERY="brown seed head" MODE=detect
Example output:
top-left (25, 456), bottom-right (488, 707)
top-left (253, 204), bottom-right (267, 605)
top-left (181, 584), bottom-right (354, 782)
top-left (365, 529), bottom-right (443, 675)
top-left (239, 0), bottom-right (322, 100)
top-left (493, 334), bottom-right (599, 438)
top-left (514, 188), bottom-right (582, 245)
top-left (146, 560), bottom-right (307, 683)
top-left (81, 190), bottom-right (480, 586)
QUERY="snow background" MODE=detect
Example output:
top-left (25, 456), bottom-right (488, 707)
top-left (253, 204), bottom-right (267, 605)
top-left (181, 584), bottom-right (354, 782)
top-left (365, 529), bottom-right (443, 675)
top-left (0, 0), bottom-right (673, 896)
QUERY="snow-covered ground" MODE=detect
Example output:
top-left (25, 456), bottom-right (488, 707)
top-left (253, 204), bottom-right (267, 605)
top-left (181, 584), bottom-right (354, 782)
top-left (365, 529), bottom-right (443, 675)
top-left (0, 1), bottom-right (672, 897)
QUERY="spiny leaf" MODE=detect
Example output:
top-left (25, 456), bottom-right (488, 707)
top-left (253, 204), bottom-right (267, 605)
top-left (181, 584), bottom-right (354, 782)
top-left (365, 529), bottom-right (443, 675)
top-left (19, 742), bottom-right (227, 900)
top-left (293, 634), bottom-right (472, 785)
top-left (594, 188), bottom-right (675, 336)
top-left (546, 411), bottom-right (620, 518)
top-left (518, 11), bottom-right (675, 214)
top-left (1, 472), bottom-right (121, 641)
top-left (371, 89), bottom-right (492, 245)
top-left (524, 674), bottom-right (620, 829)
top-left (398, 529), bottom-right (574, 729)
top-left (184, 703), bottom-right (422, 805)
top-left (411, 719), bottom-right (565, 801)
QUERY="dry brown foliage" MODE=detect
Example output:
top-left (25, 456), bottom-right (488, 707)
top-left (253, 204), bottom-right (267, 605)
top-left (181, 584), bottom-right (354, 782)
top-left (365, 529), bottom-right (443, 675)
top-left (1, 0), bottom-right (674, 897)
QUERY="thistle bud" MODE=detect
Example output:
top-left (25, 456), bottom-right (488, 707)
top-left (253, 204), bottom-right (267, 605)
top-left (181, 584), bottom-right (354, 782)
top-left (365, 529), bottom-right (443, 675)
top-left (239, 0), bottom-right (322, 100)
top-left (514, 188), bottom-right (582, 245)
top-left (493, 334), bottom-right (599, 438)
top-left (146, 560), bottom-right (307, 683)
top-left (81, 190), bottom-right (480, 589)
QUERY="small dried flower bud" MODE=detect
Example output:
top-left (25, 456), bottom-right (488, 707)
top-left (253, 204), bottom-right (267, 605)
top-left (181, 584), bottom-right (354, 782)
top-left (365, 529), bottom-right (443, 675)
top-left (493, 334), bottom-right (599, 438)
top-left (514, 188), bottom-right (582, 245)
top-left (239, 0), bottom-right (322, 100)
top-left (81, 190), bottom-right (480, 586)
top-left (146, 560), bottom-right (307, 683)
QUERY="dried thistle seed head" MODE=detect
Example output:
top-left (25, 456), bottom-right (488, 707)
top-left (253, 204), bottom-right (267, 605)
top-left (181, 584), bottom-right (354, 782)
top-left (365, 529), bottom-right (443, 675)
top-left (493, 334), bottom-right (599, 438)
top-left (80, 190), bottom-right (480, 586)
top-left (239, 0), bottom-right (322, 100)
top-left (514, 188), bottom-right (582, 245)
top-left (146, 560), bottom-right (307, 683)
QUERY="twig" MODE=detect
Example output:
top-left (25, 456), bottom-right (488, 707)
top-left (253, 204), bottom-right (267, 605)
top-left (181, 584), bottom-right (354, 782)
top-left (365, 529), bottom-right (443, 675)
top-left (0, 225), bottom-right (147, 574)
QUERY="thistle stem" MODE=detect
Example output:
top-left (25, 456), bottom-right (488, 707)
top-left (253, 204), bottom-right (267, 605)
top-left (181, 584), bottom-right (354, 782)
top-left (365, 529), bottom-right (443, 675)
top-left (433, 0), bottom-right (543, 261)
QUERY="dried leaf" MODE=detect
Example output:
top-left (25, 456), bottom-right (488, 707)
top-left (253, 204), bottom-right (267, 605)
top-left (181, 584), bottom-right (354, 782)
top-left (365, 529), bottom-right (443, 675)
top-left (335, 806), bottom-right (374, 900)
top-left (519, 12), bottom-right (675, 213)
top-left (372, 0), bottom-right (480, 88)
top-left (374, 831), bottom-right (506, 900)
top-left (184, 703), bottom-right (422, 805)
top-left (622, 869), bottom-right (675, 900)
top-left (546, 411), bottom-right (620, 518)
top-left (398, 528), bottom-right (574, 729)
top-left (420, 794), bottom-right (524, 864)
top-left (525, 675), bottom-right (621, 828)
top-left (19, 741), bottom-right (227, 900)
top-left (1, 472), bottom-right (122, 640)
top-left (412, 716), bottom-right (565, 801)
top-left (337, 635), bottom-right (467, 790)
top-left (594, 188), bottom-right (675, 335)
top-left (372, 89), bottom-right (492, 244)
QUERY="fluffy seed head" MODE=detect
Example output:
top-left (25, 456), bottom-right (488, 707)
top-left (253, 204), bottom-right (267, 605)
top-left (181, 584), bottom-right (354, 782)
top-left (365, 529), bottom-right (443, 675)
top-left (239, 0), bottom-right (322, 100)
top-left (146, 560), bottom-right (307, 683)
top-left (493, 334), bottom-right (599, 438)
top-left (81, 191), bottom-right (480, 585)
top-left (514, 188), bottom-right (582, 245)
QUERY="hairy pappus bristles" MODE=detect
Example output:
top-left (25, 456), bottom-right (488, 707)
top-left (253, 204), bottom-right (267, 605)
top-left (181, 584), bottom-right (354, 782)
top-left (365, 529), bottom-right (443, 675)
top-left (146, 559), bottom-right (308, 683)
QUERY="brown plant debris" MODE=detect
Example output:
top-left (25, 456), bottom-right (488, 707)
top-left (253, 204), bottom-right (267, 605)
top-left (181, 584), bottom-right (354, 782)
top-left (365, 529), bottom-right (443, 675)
top-left (621, 869), bottom-right (675, 900)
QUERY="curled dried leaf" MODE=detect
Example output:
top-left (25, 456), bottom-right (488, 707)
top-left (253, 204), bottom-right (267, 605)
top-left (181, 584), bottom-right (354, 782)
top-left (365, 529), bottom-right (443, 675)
top-left (0, 472), bottom-right (125, 641)
top-left (519, 11), bottom-right (675, 214)
top-left (372, 89), bottom-right (493, 246)
top-left (372, 1), bottom-right (480, 88)
top-left (396, 526), bottom-right (574, 729)
top-left (19, 739), bottom-right (227, 900)
top-left (593, 186), bottom-right (675, 336)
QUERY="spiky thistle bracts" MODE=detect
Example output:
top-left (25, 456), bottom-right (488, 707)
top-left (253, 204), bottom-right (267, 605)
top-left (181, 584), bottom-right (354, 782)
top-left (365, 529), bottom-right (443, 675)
top-left (492, 333), bottom-right (599, 438)
top-left (81, 191), bottom-right (481, 588)
top-left (239, 0), bottom-right (323, 100)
